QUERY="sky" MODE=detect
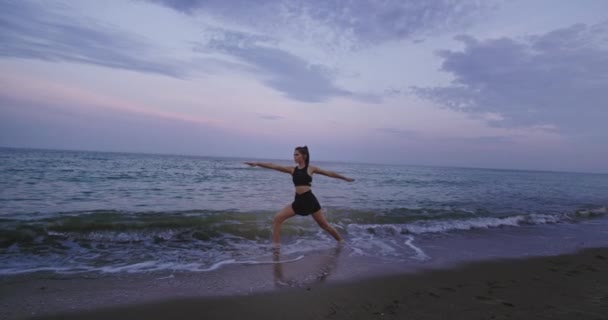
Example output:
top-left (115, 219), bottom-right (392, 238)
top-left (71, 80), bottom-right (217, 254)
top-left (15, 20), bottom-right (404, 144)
top-left (1, 0), bottom-right (607, 173)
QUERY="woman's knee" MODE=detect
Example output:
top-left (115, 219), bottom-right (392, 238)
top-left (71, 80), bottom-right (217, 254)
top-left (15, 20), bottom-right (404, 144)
top-left (273, 214), bottom-right (283, 226)
top-left (273, 207), bottom-right (293, 226)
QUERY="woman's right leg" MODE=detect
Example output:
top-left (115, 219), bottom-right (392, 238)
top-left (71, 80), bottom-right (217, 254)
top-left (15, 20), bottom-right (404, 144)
top-left (272, 204), bottom-right (296, 246)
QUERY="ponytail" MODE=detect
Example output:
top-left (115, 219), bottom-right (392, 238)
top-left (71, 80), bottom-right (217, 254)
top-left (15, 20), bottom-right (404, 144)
top-left (304, 145), bottom-right (309, 166)
top-left (295, 146), bottom-right (310, 167)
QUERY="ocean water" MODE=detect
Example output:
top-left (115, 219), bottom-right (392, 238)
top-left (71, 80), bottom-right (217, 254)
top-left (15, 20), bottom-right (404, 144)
top-left (1, 147), bottom-right (607, 275)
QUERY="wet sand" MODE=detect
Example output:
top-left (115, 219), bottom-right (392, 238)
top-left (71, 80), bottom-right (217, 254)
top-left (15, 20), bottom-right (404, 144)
top-left (2, 247), bottom-right (607, 320)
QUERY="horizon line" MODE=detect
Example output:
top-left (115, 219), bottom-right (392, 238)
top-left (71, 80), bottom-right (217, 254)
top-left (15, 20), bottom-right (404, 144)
top-left (1, 145), bottom-right (606, 175)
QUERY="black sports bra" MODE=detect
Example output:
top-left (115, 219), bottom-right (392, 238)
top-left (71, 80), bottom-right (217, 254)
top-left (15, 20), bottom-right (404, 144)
top-left (292, 165), bottom-right (312, 186)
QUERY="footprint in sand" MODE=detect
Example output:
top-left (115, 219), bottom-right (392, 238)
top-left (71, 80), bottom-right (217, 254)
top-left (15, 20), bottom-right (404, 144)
top-left (476, 296), bottom-right (515, 307)
top-left (566, 269), bottom-right (582, 276)
top-left (486, 280), bottom-right (506, 289)
top-left (579, 264), bottom-right (599, 272)
top-left (382, 300), bottom-right (401, 315)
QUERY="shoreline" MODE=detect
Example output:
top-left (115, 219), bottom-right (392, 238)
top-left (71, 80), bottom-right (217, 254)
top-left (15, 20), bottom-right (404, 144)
top-left (2, 247), bottom-right (607, 320)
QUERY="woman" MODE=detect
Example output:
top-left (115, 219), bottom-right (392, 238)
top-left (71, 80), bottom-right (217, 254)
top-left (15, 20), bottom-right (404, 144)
top-left (245, 146), bottom-right (354, 247)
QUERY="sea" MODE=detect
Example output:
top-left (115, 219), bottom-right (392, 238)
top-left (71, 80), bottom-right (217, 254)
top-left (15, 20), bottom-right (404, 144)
top-left (1, 147), bottom-right (608, 276)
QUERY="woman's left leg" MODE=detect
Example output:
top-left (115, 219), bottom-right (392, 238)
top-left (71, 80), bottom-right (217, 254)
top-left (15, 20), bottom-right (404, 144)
top-left (312, 210), bottom-right (343, 242)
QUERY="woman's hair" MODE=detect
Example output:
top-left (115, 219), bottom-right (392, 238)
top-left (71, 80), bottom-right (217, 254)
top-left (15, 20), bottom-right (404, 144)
top-left (295, 146), bottom-right (310, 166)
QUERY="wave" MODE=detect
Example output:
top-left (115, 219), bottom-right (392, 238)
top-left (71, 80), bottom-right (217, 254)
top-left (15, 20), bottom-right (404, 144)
top-left (347, 213), bottom-right (568, 236)
top-left (1, 207), bottom-right (606, 248)
top-left (1, 206), bottom-right (606, 276)
top-left (0, 255), bottom-right (308, 276)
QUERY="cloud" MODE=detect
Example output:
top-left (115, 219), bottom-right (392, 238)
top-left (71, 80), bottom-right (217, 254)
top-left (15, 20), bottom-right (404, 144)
top-left (220, 45), bottom-right (347, 103)
top-left (147, 0), bottom-right (497, 45)
top-left (143, 1), bottom-right (498, 103)
top-left (0, 95), bottom-right (254, 157)
top-left (198, 28), bottom-right (375, 103)
top-left (0, 1), bottom-right (184, 78)
top-left (0, 74), bottom-right (225, 128)
top-left (413, 22), bottom-right (608, 135)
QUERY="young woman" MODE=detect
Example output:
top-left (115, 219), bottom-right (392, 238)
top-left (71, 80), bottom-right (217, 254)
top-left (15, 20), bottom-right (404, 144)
top-left (245, 146), bottom-right (354, 246)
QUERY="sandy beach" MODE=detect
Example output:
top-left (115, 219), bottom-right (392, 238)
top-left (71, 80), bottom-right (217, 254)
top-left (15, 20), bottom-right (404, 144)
top-left (1, 247), bottom-right (605, 320)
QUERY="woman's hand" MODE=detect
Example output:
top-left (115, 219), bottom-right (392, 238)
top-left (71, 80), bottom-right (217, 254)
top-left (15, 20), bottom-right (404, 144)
top-left (244, 162), bottom-right (257, 167)
top-left (344, 177), bottom-right (355, 182)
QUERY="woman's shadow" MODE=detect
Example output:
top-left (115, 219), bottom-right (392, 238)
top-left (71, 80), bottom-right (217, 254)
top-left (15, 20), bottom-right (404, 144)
top-left (272, 244), bottom-right (344, 288)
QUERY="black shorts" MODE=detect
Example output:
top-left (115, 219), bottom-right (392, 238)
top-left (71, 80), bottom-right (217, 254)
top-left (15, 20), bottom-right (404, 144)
top-left (291, 190), bottom-right (321, 216)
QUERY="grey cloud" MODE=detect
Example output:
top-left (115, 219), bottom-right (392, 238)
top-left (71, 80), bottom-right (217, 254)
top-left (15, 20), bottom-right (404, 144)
top-left (0, 1), bottom-right (184, 78)
top-left (143, 0), bottom-right (206, 13)
top-left (413, 22), bottom-right (608, 135)
top-left (147, 0), bottom-right (496, 103)
top-left (203, 27), bottom-right (277, 49)
top-left (229, 45), bottom-right (348, 103)
top-left (144, 0), bottom-right (271, 14)
top-left (199, 29), bottom-right (367, 103)
top-left (147, 0), bottom-right (498, 45)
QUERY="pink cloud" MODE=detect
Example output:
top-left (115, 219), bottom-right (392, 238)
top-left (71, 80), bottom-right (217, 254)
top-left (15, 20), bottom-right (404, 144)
top-left (0, 74), bottom-right (257, 134)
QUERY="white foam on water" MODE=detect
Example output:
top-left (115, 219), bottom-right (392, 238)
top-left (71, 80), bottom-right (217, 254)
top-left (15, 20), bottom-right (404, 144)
top-left (527, 213), bottom-right (564, 224)
top-left (237, 255), bottom-right (305, 265)
top-left (196, 259), bottom-right (237, 272)
top-left (404, 235), bottom-right (430, 261)
top-left (402, 214), bottom-right (571, 234)
top-left (347, 224), bottom-right (403, 258)
top-left (98, 261), bottom-right (192, 273)
top-left (345, 213), bottom-right (572, 239)
top-left (576, 206), bottom-right (607, 217)
top-left (2, 211), bottom-right (598, 276)
top-left (0, 266), bottom-right (84, 275)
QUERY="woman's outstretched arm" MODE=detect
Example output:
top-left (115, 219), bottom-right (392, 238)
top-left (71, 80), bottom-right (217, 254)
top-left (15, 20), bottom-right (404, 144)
top-left (245, 162), bottom-right (293, 174)
top-left (311, 166), bottom-right (355, 182)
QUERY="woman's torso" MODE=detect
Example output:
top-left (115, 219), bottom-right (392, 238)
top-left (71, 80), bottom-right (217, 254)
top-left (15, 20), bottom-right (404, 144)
top-left (292, 165), bottom-right (313, 194)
